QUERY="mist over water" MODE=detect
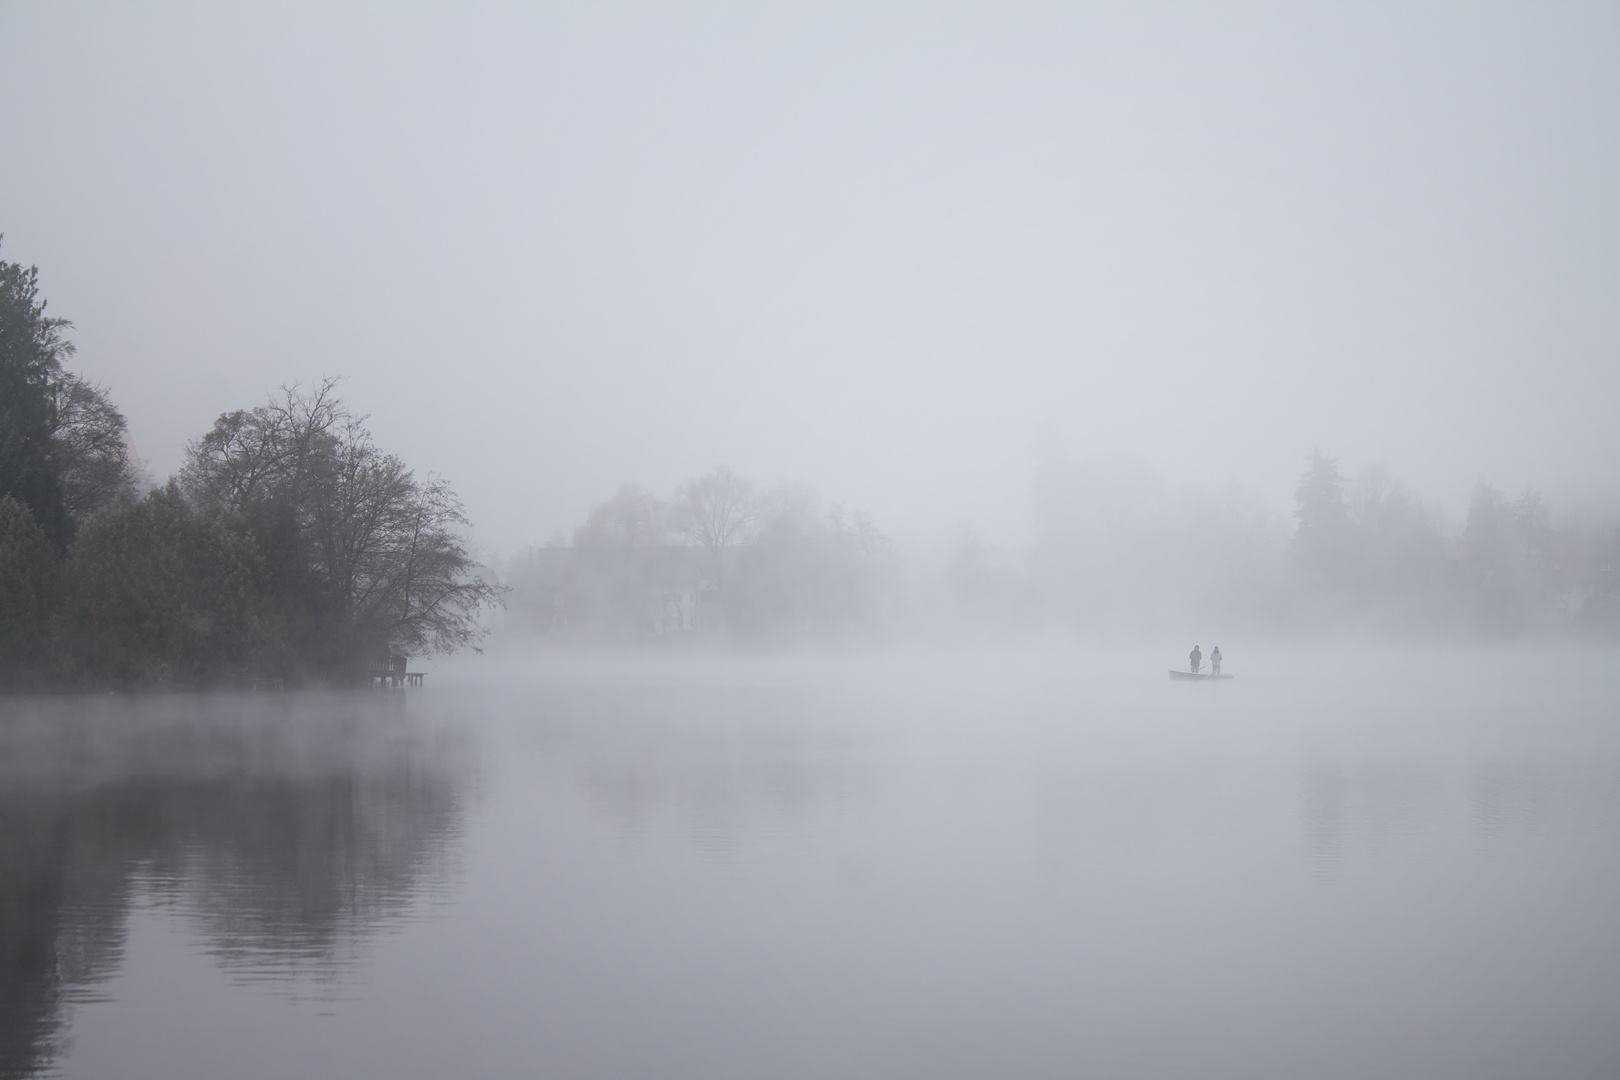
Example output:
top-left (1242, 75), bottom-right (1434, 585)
top-left (4, 649), bottom-right (1617, 1079)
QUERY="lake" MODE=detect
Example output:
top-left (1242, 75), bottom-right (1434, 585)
top-left (3, 648), bottom-right (1618, 1079)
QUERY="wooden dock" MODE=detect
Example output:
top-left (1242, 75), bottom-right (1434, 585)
top-left (368, 654), bottom-right (425, 689)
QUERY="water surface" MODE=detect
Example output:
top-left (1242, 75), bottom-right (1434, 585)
top-left (3, 650), bottom-right (1617, 1079)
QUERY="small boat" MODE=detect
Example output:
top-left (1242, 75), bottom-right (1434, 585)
top-left (1169, 670), bottom-right (1233, 681)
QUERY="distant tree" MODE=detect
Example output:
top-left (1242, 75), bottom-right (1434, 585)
top-left (1511, 491), bottom-right (1552, 552)
top-left (1293, 450), bottom-right (1350, 558)
top-left (728, 488), bottom-right (896, 640)
top-left (1291, 449), bottom-right (1354, 592)
top-left (0, 240), bottom-right (74, 548)
top-left (1573, 521), bottom-right (1620, 633)
top-left (565, 485), bottom-right (671, 638)
top-left (0, 495), bottom-right (58, 682)
top-left (48, 373), bottom-right (140, 523)
top-left (669, 466), bottom-right (757, 582)
top-left (62, 484), bottom-right (269, 687)
top-left (1344, 465), bottom-right (1455, 629)
top-left (1460, 482), bottom-right (1562, 635)
top-left (572, 485), bottom-right (665, 549)
top-left (1282, 449), bottom-right (1370, 626)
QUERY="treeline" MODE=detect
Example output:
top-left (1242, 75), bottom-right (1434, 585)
top-left (0, 242), bottom-right (498, 689)
top-left (1013, 447), bottom-right (1620, 638)
top-left (508, 446), bottom-right (1620, 647)
top-left (1286, 451), bottom-right (1618, 635)
top-left (505, 467), bottom-right (898, 644)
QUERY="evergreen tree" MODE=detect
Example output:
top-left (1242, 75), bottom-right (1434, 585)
top-left (1291, 449), bottom-right (1352, 587)
top-left (0, 496), bottom-right (57, 683)
top-left (0, 239), bottom-right (74, 549)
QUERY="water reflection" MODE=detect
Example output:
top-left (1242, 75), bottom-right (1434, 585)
top-left (0, 695), bottom-right (471, 1080)
top-left (3, 659), bottom-right (1619, 1080)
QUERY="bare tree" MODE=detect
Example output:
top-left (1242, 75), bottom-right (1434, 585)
top-left (572, 485), bottom-right (665, 548)
top-left (669, 466), bottom-right (757, 573)
top-left (180, 378), bottom-right (345, 512)
top-left (303, 418), bottom-right (498, 656)
top-left (48, 374), bottom-right (140, 523)
top-left (181, 381), bottom-right (501, 670)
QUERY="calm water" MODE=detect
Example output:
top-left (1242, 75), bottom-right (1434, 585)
top-left (3, 650), bottom-right (1618, 1079)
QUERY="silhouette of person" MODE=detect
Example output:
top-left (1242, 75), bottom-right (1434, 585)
top-left (1189, 645), bottom-right (1202, 674)
top-left (1211, 646), bottom-right (1222, 675)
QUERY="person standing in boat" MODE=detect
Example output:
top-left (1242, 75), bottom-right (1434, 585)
top-left (1189, 644), bottom-right (1202, 674)
top-left (1210, 646), bottom-right (1222, 675)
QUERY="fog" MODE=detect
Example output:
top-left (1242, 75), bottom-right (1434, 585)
top-left (4, 8), bottom-right (1620, 1075)
top-left (3, 2), bottom-right (1619, 562)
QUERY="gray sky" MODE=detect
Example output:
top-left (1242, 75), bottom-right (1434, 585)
top-left (2, 2), bottom-right (1617, 553)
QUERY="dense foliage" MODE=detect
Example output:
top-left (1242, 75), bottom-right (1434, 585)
top-left (62, 484), bottom-right (269, 686)
top-left (0, 246), bottom-right (498, 688)
top-left (0, 496), bottom-right (57, 677)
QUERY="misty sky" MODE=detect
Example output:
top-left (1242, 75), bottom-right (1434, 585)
top-left (2, 2), bottom-right (1617, 553)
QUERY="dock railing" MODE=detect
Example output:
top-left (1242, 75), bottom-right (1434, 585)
top-left (367, 654), bottom-right (423, 689)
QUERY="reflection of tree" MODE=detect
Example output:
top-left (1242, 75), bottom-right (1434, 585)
top-left (174, 771), bottom-right (464, 974)
top-left (0, 699), bottom-right (470, 1079)
top-left (1, 803), bottom-right (89, 1080)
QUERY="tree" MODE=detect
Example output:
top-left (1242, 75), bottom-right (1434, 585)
top-left (48, 373), bottom-right (140, 523)
top-left (669, 466), bottom-right (756, 580)
top-left (181, 382), bottom-right (501, 678)
top-left (1342, 465), bottom-right (1455, 629)
top-left (303, 418), bottom-right (497, 658)
top-left (0, 239), bottom-right (74, 548)
top-left (565, 485), bottom-right (672, 638)
top-left (62, 484), bottom-right (269, 687)
top-left (0, 496), bottom-right (57, 683)
top-left (727, 487), bottom-right (897, 640)
top-left (1284, 449), bottom-right (1361, 624)
top-left (572, 485), bottom-right (665, 549)
top-left (1572, 520), bottom-right (1620, 633)
top-left (181, 379), bottom-right (345, 514)
top-left (1293, 450), bottom-right (1349, 558)
top-left (1461, 482), bottom-right (1561, 635)
top-left (1292, 451), bottom-right (1352, 577)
